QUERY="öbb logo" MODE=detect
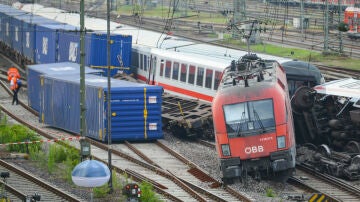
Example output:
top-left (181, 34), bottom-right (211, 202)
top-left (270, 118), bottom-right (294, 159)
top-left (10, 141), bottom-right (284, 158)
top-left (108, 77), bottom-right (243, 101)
top-left (244, 146), bottom-right (264, 154)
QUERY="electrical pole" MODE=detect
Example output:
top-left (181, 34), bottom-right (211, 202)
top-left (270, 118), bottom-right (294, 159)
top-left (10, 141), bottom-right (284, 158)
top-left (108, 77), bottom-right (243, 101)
top-left (338, 0), bottom-right (343, 53)
top-left (79, 0), bottom-right (89, 162)
top-left (324, 0), bottom-right (329, 52)
top-left (300, 0), bottom-right (304, 41)
top-left (232, 0), bottom-right (246, 38)
top-left (107, 0), bottom-right (113, 193)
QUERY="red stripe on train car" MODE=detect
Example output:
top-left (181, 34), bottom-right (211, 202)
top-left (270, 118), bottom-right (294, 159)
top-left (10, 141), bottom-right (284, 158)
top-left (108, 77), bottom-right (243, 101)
top-left (137, 74), bottom-right (213, 102)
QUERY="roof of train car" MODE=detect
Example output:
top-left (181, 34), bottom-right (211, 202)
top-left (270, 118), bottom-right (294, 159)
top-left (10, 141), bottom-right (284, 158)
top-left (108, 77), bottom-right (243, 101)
top-left (13, 2), bottom-right (44, 11)
top-left (17, 3), bottom-right (292, 69)
top-left (36, 23), bottom-right (79, 30)
top-left (281, 60), bottom-right (324, 84)
top-left (345, 7), bottom-right (360, 12)
top-left (20, 4), bottom-right (63, 16)
top-left (13, 13), bottom-right (60, 24)
top-left (148, 47), bottom-right (230, 69)
top-left (314, 78), bottom-right (360, 99)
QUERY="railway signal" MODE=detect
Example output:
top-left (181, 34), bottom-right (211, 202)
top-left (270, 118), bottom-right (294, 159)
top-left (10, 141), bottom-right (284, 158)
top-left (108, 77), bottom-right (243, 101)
top-left (122, 183), bottom-right (141, 202)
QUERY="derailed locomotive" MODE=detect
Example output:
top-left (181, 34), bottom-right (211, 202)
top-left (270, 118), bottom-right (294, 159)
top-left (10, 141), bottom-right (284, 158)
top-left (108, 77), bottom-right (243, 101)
top-left (292, 78), bottom-right (360, 180)
top-left (212, 54), bottom-right (296, 183)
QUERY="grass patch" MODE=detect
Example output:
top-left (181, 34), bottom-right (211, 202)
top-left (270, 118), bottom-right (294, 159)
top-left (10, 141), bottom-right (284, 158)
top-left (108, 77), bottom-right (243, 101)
top-left (116, 4), bottom-right (360, 71)
top-left (0, 113), bottom-right (161, 200)
top-left (0, 113), bottom-right (41, 153)
top-left (265, 188), bottom-right (276, 197)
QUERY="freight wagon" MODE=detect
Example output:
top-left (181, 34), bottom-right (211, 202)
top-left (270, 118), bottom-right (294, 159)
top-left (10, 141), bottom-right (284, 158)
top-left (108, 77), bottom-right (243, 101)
top-left (344, 7), bottom-right (360, 39)
top-left (0, 4), bottom-right (133, 76)
top-left (39, 73), bottom-right (163, 142)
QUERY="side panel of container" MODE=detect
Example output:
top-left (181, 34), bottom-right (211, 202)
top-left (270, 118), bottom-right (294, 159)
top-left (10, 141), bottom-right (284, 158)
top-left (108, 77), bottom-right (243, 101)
top-left (35, 25), bottom-right (58, 64)
top-left (40, 76), bottom-right (81, 133)
top-left (104, 87), bottom-right (163, 141)
top-left (0, 5), bottom-right (11, 43)
top-left (0, 6), bottom-right (21, 46)
top-left (11, 16), bottom-right (23, 55)
top-left (58, 31), bottom-right (91, 64)
top-left (89, 33), bottom-right (132, 76)
top-left (85, 85), bottom-right (105, 141)
top-left (27, 67), bottom-right (42, 112)
top-left (3, 12), bottom-right (12, 46)
top-left (0, 12), bottom-right (4, 43)
top-left (22, 21), bottom-right (36, 61)
top-left (40, 75), bottom-right (104, 138)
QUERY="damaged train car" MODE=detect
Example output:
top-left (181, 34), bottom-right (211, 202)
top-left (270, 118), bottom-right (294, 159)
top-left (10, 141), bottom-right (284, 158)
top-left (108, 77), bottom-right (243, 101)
top-left (293, 78), bottom-right (360, 180)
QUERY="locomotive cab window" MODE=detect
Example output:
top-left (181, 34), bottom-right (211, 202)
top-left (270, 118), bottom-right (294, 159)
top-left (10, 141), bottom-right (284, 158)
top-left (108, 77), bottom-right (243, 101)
top-left (223, 99), bottom-right (275, 137)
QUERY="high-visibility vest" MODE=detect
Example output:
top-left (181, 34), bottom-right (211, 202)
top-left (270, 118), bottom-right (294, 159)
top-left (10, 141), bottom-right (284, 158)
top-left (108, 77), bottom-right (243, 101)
top-left (10, 77), bottom-right (18, 90)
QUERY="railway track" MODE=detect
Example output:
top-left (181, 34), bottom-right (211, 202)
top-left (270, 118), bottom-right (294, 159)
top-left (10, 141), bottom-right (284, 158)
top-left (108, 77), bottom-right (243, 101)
top-left (289, 164), bottom-right (360, 202)
top-left (197, 138), bottom-right (360, 201)
top-left (3, 0), bottom-right (360, 61)
top-left (0, 160), bottom-right (82, 201)
top-left (0, 63), bottom-right (254, 201)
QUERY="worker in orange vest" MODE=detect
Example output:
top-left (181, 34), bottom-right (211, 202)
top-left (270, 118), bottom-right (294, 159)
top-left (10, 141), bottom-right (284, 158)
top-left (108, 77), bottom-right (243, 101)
top-left (10, 75), bottom-right (19, 105)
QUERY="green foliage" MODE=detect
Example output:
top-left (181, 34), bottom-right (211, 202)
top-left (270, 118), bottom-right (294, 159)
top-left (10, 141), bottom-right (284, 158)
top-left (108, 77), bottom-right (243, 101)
top-left (29, 146), bottom-right (47, 168)
top-left (50, 144), bottom-right (67, 163)
top-left (93, 170), bottom-right (123, 198)
top-left (111, 170), bottom-right (123, 190)
top-left (140, 181), bottom-right (162, 202)
top-left (47, 147), bottom-right (56, 173)
top-left (265, 188), bottom-right (276, 197)
top-left (0, 120), bottom-right (41, 153)
top-left (62, 156), bottom-right (74, 183)
top-left (0, 113), bottom-right (8, 126)
top-left (93, 183), bottom-right (110, 198)
top-left (47, 143), bottom-right (80, 174)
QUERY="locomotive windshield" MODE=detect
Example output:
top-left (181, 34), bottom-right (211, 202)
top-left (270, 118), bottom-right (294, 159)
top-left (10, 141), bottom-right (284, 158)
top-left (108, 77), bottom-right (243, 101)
top-left (223, 99), bottom-right (275, 137)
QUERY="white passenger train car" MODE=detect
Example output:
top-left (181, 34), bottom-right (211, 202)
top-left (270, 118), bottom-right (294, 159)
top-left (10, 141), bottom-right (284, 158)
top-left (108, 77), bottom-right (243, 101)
top-left (17, 3), bottom-right (292, 102)
top-left (134, 46), bottom-right (229, 102)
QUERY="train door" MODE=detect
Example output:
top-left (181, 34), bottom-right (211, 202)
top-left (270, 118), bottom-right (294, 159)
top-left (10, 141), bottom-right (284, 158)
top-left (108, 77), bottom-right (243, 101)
top-left (147, 55), bottom-right (157, 85)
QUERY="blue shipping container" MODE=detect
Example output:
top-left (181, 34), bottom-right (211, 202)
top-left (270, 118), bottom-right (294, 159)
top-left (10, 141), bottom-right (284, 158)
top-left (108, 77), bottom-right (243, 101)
top-left (35, 24), bottom-right (79, 64)
top-left (0, 6), bottom-right (27, 47)
top-left (57, 28), bottom-right (92, 64)
top-left (0, 4), bottom-right (14, 42)
top-left (40, 74), bottom-right (163, 142)
top-left (12, 14), bottom-right (61, 62)
top-left (89, 32), bottom-right (132, 76)
top-left (27, 62), bottom-right (103, 112)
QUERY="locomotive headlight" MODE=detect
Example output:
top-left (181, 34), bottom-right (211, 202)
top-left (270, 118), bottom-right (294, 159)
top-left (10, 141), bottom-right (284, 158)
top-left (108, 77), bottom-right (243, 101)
top-left (221, 144), bottom-right (231, 156)
top-left (277, 136), bottom-right (285, 149)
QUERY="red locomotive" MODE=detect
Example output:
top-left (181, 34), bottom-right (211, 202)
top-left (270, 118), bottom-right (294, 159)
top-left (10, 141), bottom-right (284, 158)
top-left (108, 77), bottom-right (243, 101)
top-left (212, 54), bottom-right (296, 183)
top-left (344, 6), bottom-right (360, 39)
